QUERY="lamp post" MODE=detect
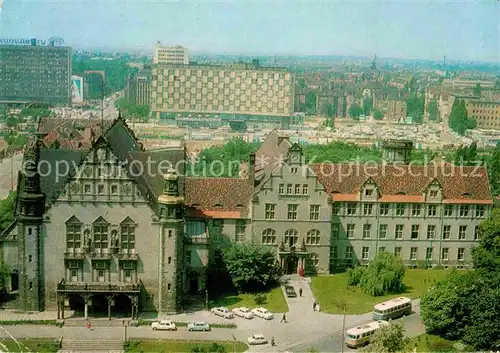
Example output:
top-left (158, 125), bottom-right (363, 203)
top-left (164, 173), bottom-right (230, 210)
top-left (339, 300), bottom-right (347, 353)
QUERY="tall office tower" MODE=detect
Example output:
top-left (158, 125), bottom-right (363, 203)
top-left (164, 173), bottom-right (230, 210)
top-left (0, 41), bottom-right (72, 106)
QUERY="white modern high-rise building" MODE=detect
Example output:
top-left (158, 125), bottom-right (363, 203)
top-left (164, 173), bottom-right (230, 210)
top-left (153, 43), bottom-right (189, 65)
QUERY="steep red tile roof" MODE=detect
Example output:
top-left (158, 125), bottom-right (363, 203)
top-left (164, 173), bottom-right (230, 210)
top-left (184, 177), bottom-right (253, 218)
top-left (310, 163), bottom-right (492, 204)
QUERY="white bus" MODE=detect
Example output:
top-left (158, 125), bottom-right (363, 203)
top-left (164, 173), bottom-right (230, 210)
top-left (372, 296), bottom-right (412, 321)
top-left (345, 320), bottom-right (389, 348)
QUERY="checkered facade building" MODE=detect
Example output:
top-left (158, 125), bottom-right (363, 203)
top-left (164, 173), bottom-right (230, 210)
top-left (151, 65), bottom-right (294, 118)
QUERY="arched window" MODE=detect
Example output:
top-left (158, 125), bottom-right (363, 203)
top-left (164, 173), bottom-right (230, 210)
top-left (261, 229), bottom-right (276, 245)
top-left (310, 253), bottom-right (319, 267)
top-left (306, 229), bottom-right (320, 245)
top-left (284, 229), bottom-right (298, 247)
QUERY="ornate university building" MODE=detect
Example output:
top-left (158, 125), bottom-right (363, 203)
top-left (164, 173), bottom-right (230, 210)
top-left (0, 117), bottom-right (493, 318)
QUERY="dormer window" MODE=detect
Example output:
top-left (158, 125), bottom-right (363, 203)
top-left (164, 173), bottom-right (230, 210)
top-left (430, 190), bottom-right (438, 198)
top-left (365, 189), bottom-right (373, 197)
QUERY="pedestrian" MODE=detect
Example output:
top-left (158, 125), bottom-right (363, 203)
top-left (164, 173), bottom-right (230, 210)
top-left (313, 301), bottom-right (317, 311)
top-left (280, 312), bottom-right (287, 323)
top-left (299, 288), bottom-right (303, 297)
top-left (316, 303), bottom-right (321, 312)
top-left (271, 337), bottom-right (275, 346)
top-left (86, 321), bottom-right (92, 330)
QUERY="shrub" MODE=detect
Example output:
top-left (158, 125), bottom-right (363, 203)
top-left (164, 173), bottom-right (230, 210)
top-left (347, 266), bottom-right (365, 286)
top-left (253, 294), bottom-right (267, 305)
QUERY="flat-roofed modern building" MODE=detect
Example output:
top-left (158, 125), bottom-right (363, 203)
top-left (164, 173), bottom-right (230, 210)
top-left (467, 100), bottom-right (500, 131)
top-left (151, 63), bottom-right (295, 129)
top-left (0, 44), bottom-right (71, 106)
top-left (153, 44), bottom-right (189, 65)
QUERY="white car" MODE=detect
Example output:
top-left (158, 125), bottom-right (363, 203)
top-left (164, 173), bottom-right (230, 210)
top-left (211, 307), bottom-right (234, 319)
top-left (151, 319), bottom-right (177, 331)
top-left (232, 307), bottom-right (254, 319)
top-left (248, 333), bottom-right (268, 345)
top-left (251, 307), bottom-right (274, 320)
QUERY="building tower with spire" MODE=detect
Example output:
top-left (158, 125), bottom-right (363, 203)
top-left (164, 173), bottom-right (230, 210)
top-left (157, 169), bottom-right (184, 313)
top-left (17, 133), bottom-right (47, 311)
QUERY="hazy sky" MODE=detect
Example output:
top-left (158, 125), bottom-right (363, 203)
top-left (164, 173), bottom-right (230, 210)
top-left (0, 0), bottom-right (498, 62)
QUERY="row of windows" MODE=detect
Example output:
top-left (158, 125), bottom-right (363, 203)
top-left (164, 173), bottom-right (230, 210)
top-left (333, 246), bottom-right (466, 262)
top-left (155, 69), bottom-right (290, 81)
top-left (332, 223), bottom-right (480, 241)
top-left (278, 183), bottom-right (308, 195)
top-left (333, 203), bottom-right (486, 218)
top-left (65, 261), bottom-right (136, 283)
top-left (261, 228), bottom-right (321, 245)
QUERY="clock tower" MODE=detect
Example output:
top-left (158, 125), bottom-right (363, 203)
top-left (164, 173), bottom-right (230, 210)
top-left (286, 143), bottom-right (304, 165)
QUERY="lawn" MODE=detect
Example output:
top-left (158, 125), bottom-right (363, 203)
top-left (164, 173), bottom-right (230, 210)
top-left (311, 269), bottom-right (451, 314)
top-left (412, 334), bottom-right (463, 352)
top-left (125, 340), bottom-right (248, 353)
top-left (0, 338), bottom-right (59, 353)
top-left (209, 287), bottom-right (288, 313)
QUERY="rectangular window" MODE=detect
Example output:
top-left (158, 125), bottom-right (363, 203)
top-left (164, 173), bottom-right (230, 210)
top-left (347, 203), bottom-right (357, 215)
top-left (475, 205), bottom-right (485, 218)
top-left (430, 190), bottom-right (438, 198)
top-left (427, 225), bottom-right (436, 239)
top-left (426, 247), bottom-right (433, 260)
top-left (287, 204), bottom-right (298, 220)
top-left (291, 167), bottom-right (298, 174)
top-left (379, 203), bottom-right (389, 216)
top-left (265, 204), bottom-right (276, 220)
top-left (474, 225), bottom-right (480, 240)
top-left (363, 204), bottom-right (373, 216)
top-left (287, 184), bottom-right (292, 194)
top-left (71, 269), bottom-right (78, 282)
top-left (363, 224), bottom-right (371, 239)
top-left (124, 269), bottom-right (132, 283)
top-left (346, 246), bottom-right (353, 260)
top-left (331, 246), bottom-right (338, 259)
top-left (84, 184), bottom-right (91, 194)
top-left (302, 184), bottom-right (308, 194)
top-left (395, 224), bottom-right (404, 239)
top-left (185, 251), bottom-right (192, 264)
top-left (441, 248), bottom-right (449, 261)
top-left (97, 270), bottom-right (105, 282)
top-left (93, 224), bottom-right (108, 252)
top-left (66, 224), bottom-right (82, 251)
top-left (443, 225), bottom-right (451, 240)
top-left (279, 184), bottom-right (284, 194)
top-left (394, 247), bottom-right (402, 257)
top-left (379, 224), bottom-right (388, 239)
top-left (346, 224), bottom-right (355, 239)
top-left (362, 246), bottom-right (369, 260)
top-left (331, 224), bottom-right (340, 238)
top-left (395, 204), bottom-right (405, 216)
top-left (120, 224), bottom-right (135, 253)
top-left (412, 204), bottom-right (421, 217)
top-left (295, 184), bottom-right (301, 194)
top-left (410, 247), bottom-right (418, 261)
top-left (111, 184), bottom-right (118, 195)
top-left (378, 246), bottom-right (386, 253)
top-left (411, 225), bottom-right (420, 240)
top-left (309, 205), bottom-right (320, 220)
top-left (459, 225), bottom-right (467, 240)
top-left (457, 248), bottom-right (465, 261)
top-left (332, 203), bottom-right (340, 215)
top-left (97, 184), bottom-right (104, 195)
top-left (235, 220), bottom-right (246, 242)
top-left (365, 189), bottom-right (373, 197)
top-left (459, 205), bottom-right (470, 217)
top-left (428, 205), bottom-right (437, 217)
top-left (444, 205), bottom-right (453, 217)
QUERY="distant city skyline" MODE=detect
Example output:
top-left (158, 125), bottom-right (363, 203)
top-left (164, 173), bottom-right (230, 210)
top-left (0, 0), bottom-right (498, 62)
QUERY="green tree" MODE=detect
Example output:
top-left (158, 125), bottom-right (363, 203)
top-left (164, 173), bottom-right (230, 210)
top-left (0, 262), bottom-right (10, 298)
top-left (406, 92), bottom-right (424, 123)
top-left (6, 116), bottom-right (18, 128)
top-left (0, 191), bottom-right (16, 234)
top-left (428, 99), bottom-right (439, 121)
top-left (472, 208), bottom-right (500, 275)
top-left (305, 92), bottom-right (317, 115)
top-left (363, 322), bottom-right (411, 353)
top-left (487, 143), bottom-right (500, 196)
top-left (363, 97), bottom-right (373, 116)
top-left (473, 83), bottom-right (482, 97)
top-left (448, 99), bottom-right (476, 135)
top-left (347, 251), bottom-right (406, 296)
top-left (222, 244), bottom-right (282, 292)
top-left (372, 109), bottom-right (384, 120)
top-left (454, 142), bottom-right (478, 166)
top-left (348, 103), bottom-right (363, 120)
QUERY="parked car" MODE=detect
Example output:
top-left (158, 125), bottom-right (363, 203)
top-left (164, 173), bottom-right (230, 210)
top-left (232, 307), bottom-right (254, 319)
top-left (285, 285), bottom-right (297, 298)
top-left (211, 307), bottom-right (234, 319)
top-left (187, 321), bottom-right (211, 331)
top-left (251, 307), bottom-right (274, 320)
top-left (151, 320), bottom-right (177, 331)
top-left (248, 333), bottom-right (268, 345)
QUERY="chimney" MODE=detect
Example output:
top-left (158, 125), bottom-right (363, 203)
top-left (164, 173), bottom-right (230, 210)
top-left (248, 153), bottom-right (256, 186)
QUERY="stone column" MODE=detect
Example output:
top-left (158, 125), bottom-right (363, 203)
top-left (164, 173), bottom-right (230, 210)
top-left (61, 297), bottom-right (65, 320)
top-left (84, 296), bottom-right (90, 320)
top-left (57, 293), bottom-right (60, 320)
top-left (107, 297), bottom-right (112, 320)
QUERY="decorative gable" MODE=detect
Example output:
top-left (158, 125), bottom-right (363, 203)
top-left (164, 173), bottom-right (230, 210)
top-left (425, 178), bottom-right (443, 201)
top-left (286, 143), bottom-right (304, 165)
